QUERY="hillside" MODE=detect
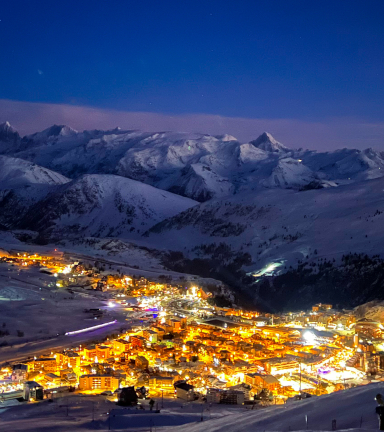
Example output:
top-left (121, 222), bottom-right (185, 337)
top-left (0, 155), bottom-right (70, 188)
top-left (146, 176), bottom-right (384, 269)
top-left (15, 174), bottom-right (197, 240)
top-left (0, 155), bottom-right (71, 227)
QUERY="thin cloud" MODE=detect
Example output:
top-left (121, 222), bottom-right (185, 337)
top-left (1, 99), bottom-right (384, 151)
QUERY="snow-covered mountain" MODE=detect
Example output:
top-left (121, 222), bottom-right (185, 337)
top-left (0, 155), bottom-right (70, 188)
top-left (302, 147), bottom-right (384, 182)
top-left (3, 122), bottom-right (384, 202)
top-left (16, 173), bottom-right (197, 240)
top-left (0, 122), bottom-right (21, 153)
top-left (250, 131), bottom-right (289, 153)
top-left (0, 156), bottom-right (196, 238)
top-left (145, 175), bottom-right (384, 272)
top-left (0, 156), bottom-right (71, 228)
top-left (2, 121), bottom-right (384, 289)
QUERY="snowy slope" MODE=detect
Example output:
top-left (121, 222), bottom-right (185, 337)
top-left (145, 175), bottom-right (384, 271)
top-left (0, 383), bottom-right (382, 431)
top-left (17, 174), bottom-right (198, 239)
top-left (167, 383), bottom-right (384, 432)
top-left (0, 155), bottom-right (70, 188)
top-left (302, 147), bottom-right (384, 182)
top-left (167, 163), bottom-right (235, 201)
top-left (0, 156), bottom-right (71, 228)
top-left (262, 157), bottom-right (318, 188)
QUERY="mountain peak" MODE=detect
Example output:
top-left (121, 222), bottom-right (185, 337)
top-left (214, 134), bottom-right (238, 142)
top-left (25, 124), bottom-right (78, 143)
top-left (0, 121), bottom-right (21, 146)
top-left (43, 124), bottom-right (77, 137)
top-left (0, 121), bottom-right (17, 132)
top-left (250, 132), bottom-right (288, 153)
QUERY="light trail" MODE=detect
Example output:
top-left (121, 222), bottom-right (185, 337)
top-left (65, 320), bottom-right (117, 336)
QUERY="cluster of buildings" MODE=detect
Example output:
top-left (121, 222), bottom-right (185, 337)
top-left (1, 299), bottom-right (380, 405)
top-left (2, 252), bottom-right (384, 406)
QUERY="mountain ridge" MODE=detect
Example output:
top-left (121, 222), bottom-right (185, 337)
top-left (2, 121), bottom-right (384, 202)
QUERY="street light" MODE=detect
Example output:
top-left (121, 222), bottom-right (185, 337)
top-left (299, 361), bottom-right (302, 397)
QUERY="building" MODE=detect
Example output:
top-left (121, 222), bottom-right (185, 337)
top-left (60, 368), bottom-right (77, 384)
top-left (135, 356), bottom-right (149, 370)
top-left (33, 358), bottom-right (57, 373)
top-left (175, 382), bottom-right (195, 401)
top-left (79, 374), bottom-right (119, 391)
top-left (96, 345), bottom-right (110, 361)
top-left (84, 345), bottom-right (97, 361)
top-left (245, 373), bottom-right (280, 391)
top-left (206, 388), bottom-right (221, 403)
top-left (113, 339), bottom-right (130, 354)
top-left (152, 327), bottom-right (165, 341)
top-left (11, 364), bottom-right (28, 381)
top-left (67, 352), bottom-right (80, 368)
top-left (260, 326), bottom-right (301, 343)
top-left (44, 373), bottom-right (62, 385)
top-left (23, 381), bottom-right (44, 401)
top-left (262, 357), bottom-right (299, 375)
top-left (148, 376), bottom-right (174, 390)
top-left (312, 304), bottom-right (332, 312)
top-left (131, 335), bottom-right (145, 348)
top-left (228, 383), bottom-right (251, 400)
top-left (167, 319), bottom-right (181, 331)
top-left (143, 329), bottom-right (158, 344)
top-left (206, 388), bottom-right (244, 405)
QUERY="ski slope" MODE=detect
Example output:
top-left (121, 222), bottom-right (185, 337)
top-left (167, 383), bottom-right (384, 432)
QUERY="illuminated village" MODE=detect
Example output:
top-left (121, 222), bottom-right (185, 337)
top-left (0, 250), bottom-right (383, 408)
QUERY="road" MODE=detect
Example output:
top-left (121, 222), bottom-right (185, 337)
top-left (0, 320), bottom-right (128, 365)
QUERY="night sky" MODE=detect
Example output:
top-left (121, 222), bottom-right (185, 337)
top-left (1, 0), bottom-right (384, 148)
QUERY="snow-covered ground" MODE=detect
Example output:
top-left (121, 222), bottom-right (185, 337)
top-left (0, 394), bottom-right (242, 431)
top-left (0, 261), bottom-right (128, 363)
top-left (0, 232), bottom-right (222, 286)
top-left (1, 384), bottom-right (384, 431)
top-left (168, 383), bottom-right (384, 432)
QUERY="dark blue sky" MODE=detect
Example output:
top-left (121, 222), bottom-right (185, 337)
top-left (1, 0), bottom-right (384, 122)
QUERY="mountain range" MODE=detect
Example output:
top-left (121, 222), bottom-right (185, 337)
top-left (2, 122), bottom-right (384, 202)
top-left (2, 121), bottom-right (384, 309)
